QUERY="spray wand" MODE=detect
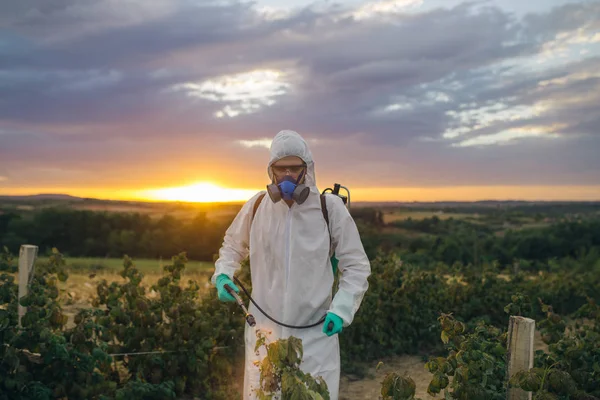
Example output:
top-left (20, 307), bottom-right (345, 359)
top-left (225, 279), bottom-right (335, 332)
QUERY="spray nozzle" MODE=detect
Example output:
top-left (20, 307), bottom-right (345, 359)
top-left (224, 284), bottom-right (256, 327)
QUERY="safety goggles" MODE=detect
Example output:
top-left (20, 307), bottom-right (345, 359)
top-left (271, 164), bottom-right (306, 176)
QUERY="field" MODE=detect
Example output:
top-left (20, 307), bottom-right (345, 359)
top-left (382, 210), bottom-right (475, 224)
top-left (23, 257), bottom-right (215, 329)
top-left (21, 255), bottom-right (448, 398)
top-left (0, 195), bottom-right (242, 222)
top-left (35, 256), bottom-right (214, 275)
top-left (1, 196), bottom-right (600, 399)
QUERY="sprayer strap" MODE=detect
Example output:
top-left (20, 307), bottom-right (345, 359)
top-left (320, 194), bottom-right (329, 226)
top-left (252, 193), bottom-right (266, 221)
top-left (321, 194), bottom-right (334, 258)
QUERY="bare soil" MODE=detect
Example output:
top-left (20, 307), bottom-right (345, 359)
top-left (339, 355), bottom-right (435, 399)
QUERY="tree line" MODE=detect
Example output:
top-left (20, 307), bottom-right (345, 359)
top-left (362, 215), bottom-right (600, 269)
top-left (1, 206), bottom-right (599, 268)
top-left (0, 208), bottom-right (230, 261)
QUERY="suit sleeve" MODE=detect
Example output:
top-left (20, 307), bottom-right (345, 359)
top-left (211, 191), bottom-right (266, 285)
top-left (326, 195), bottom-right (371, 326)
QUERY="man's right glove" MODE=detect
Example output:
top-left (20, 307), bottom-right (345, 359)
top-left (215, 274), bottom-right (240, 302)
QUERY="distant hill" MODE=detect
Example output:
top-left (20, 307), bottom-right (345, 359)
top-left (351, 200), bottom-right (600, 208)
top-left (0, 194), bottom-right (247, 219)
top-left (0, 194), bottom-right (85, 201)
top-left (1, 194), bottom-right (598, 223)
top-left (1, 194), bottom-right (599, 207)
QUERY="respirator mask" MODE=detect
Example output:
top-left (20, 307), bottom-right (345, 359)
top-left (266, 165), bottom-right (310, 204)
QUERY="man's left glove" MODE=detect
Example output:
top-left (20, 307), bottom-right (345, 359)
top-left (322, 312), bottom-right (344, 336)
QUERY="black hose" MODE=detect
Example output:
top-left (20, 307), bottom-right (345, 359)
top-left (233, 276), bottom-right (330, 330)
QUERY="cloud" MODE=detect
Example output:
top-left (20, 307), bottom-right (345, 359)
top-left (172, 69), bottom-right (291, 118)
top-left (237, 138), bottom-right (273, 149)
top-left (523, 1), bottom-right (600, 38)
top-left (350, 0), bottom-right (424, 20)
top-left (443, 103), bottom-right (549, 140)
top-left (0, 0), bottom-right (183, 43)
top-left (441, 55), bottom-right (600, 148)
top-left (1, 0), bottom-right (599, 191)
top-left (453, 126), bottom-right (562, 147)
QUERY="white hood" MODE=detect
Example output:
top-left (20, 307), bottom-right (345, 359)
top-left (267, 130), bottom-right (318, 192)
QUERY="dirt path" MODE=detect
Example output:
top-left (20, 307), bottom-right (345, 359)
top-left (339, 355), bottom-right (435, 399)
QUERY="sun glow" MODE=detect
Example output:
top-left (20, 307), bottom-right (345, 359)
top-left (141, 182), bottom-right (259, 203)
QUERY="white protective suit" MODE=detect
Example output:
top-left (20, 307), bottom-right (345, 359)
top-left (211, 130), bottom-right (371, 400)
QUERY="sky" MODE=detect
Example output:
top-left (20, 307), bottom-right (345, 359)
top-left (1, 0), bottom-right (599, 202)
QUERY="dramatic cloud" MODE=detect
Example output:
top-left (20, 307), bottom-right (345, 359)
top-left (173, 69), bottom-right (292, 118)
top-left (350, 0), bottom-right (424, 20)
top-left (1, 0), bottom-right (599, 197)
top-left (237, 138), bottom-right (274, 149)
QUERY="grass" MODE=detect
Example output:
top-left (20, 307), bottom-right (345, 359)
top-left (34, 256), bottom-right (214, 275)
top-left (28, 256), bottom-right (217, 327)
top-left (383, 210), bottom-right (476, 224)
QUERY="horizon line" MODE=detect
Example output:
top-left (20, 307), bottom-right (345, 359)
top-left (1, 192), bottom-right (600, 205)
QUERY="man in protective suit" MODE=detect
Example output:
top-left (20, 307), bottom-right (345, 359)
top-left (211, 130), bottom-right (371, 399)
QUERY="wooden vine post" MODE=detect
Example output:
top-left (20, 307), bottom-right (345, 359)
top-left (18, 244), bottom-right (39, 327)
top-left (506, 315), bottom-right (535, 400)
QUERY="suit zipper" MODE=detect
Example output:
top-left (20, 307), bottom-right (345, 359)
top-left (284, 208), bottom-right (292, 289)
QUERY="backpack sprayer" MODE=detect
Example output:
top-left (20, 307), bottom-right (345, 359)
top-left (224, 183), bottom-right (351, 332)
top-left (322, 183), bottom-right (350, 209)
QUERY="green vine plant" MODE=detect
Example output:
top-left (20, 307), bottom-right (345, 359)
top-left (253, 329), bottom-right (330, 400)
top-left (1, 247), bottom-right (115, 400)
top-left (508, 363), bottom-right (578, 399)
top-left (1, 247), bottom-right (244, 400)
top-left (503, 293), bottom-right (534, 318)
top-left (379, 366), bottom-right (422, 400)
top-left (508, 298), bottom-right (600, 399)
top-left (424, 312), bottom-right (508, 400)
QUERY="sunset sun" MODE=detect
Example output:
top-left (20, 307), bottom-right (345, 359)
top-left (141, 182), bottom-right (259, 203)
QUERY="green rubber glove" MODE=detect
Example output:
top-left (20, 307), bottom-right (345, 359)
top-left (215, 274), bottom-right (239, 302)
top-left (322, 312), bottom-right (344, 336)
